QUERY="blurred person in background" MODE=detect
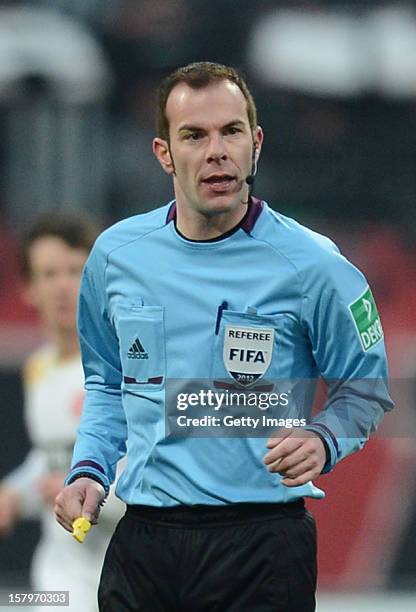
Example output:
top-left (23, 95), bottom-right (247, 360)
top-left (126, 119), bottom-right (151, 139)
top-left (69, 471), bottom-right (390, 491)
top-left (0, 215), bottom-right (125, 612)
top-left (55, 62), bottom-right (393, 611)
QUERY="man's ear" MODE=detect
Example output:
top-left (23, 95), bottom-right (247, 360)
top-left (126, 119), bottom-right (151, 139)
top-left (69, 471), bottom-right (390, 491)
top-left (153, 138), bottom-right (175, 175)
top-left (253, 126), bottom-right (264, 161)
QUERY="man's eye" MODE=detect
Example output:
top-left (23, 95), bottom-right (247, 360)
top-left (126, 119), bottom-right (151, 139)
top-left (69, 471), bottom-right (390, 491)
top-left (43, 269), bottom-right (57, 279)
top-left (226, 126), bottom-right (242, 135)
top-left (185, 132), bottom-right (202, 141)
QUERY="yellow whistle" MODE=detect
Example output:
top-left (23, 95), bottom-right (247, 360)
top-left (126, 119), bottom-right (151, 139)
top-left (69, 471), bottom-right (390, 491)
top-left (72, 517), bottom-right (91, 543)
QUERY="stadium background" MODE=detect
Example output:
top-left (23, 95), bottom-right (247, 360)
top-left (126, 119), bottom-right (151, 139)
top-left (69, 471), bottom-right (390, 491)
top-left (0, 1), bottom-right (415, 609)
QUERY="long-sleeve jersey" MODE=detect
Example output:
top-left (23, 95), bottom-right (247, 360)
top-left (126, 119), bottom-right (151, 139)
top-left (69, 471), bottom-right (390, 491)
top-left (66, 198), bottom-right (393, 506)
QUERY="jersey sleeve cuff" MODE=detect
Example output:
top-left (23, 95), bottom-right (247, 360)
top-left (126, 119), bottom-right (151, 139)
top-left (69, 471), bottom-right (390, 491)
top-left (304, 424), bottom-right (338, 474)
top-left (65, 464), bottom-right (110, 497)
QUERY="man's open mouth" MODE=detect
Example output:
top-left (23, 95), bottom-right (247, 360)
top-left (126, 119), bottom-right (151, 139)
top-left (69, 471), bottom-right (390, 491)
top-left (202, 174), bottom-right (236, 185)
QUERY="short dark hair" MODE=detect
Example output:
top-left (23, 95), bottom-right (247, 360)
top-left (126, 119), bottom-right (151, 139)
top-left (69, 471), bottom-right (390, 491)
top-left (156, 62), bottom-right (258, 142)
top-left (20, 213), bottom-right (100, 279)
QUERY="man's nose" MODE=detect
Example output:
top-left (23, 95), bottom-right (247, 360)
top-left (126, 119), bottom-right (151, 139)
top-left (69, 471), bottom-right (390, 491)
top-left (206, 135), bottom-right (227, 163)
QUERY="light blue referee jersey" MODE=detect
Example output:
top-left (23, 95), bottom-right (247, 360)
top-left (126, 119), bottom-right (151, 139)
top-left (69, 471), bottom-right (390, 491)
top-left (66, 199), bottom-right (393, 506)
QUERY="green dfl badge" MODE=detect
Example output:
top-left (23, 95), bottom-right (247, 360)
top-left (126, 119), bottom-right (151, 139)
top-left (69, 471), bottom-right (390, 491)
top-left (349, 287), bottom-right (384, 351)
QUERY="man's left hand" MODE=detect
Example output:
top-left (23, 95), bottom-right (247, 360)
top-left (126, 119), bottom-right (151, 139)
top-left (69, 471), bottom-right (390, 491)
top-left (264, 428), bottom-right (326, 487)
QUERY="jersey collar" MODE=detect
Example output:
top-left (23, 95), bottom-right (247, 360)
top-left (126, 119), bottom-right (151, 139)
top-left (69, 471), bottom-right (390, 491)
top-left (165, 197), bottom-right (264, 242)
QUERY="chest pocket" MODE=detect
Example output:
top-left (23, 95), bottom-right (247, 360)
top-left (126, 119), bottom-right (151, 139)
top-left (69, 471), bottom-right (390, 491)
top-left (115, 303), bottom-right (166, 391)
top-left (211, 310), bottom-right (287, 388)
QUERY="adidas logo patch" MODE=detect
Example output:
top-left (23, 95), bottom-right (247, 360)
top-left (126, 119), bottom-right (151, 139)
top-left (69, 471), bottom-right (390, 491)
top-left (127, 338), bottom-right (149, 360)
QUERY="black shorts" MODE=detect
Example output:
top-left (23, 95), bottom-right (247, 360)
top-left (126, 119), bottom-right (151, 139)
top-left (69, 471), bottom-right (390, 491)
top-left (98, 499), bottom-right (317, 612)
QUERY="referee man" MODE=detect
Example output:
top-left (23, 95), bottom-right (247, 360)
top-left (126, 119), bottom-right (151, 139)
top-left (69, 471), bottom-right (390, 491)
top-left (55, 62), bottom-right (393, 611)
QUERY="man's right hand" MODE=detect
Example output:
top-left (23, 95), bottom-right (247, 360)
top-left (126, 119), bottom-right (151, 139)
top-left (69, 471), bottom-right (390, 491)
top-left (54, 477), bottom-right (105, 533)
